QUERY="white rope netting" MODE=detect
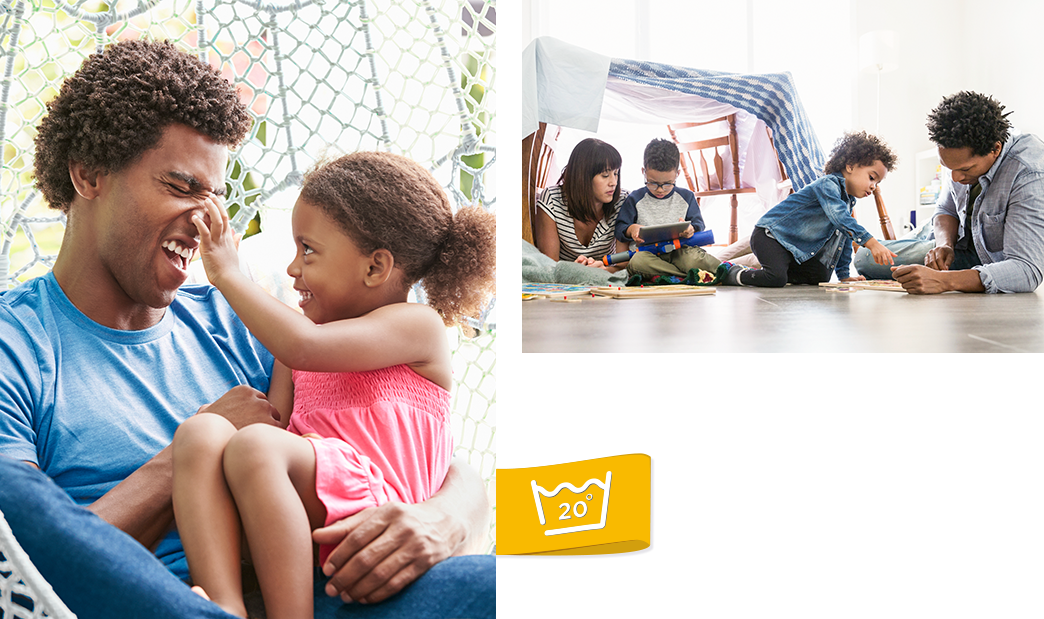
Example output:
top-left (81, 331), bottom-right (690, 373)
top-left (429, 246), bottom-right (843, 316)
top-left (0, 507), bottom-right (76, 619)
top-left (0, 0), bottom-right (496, 613)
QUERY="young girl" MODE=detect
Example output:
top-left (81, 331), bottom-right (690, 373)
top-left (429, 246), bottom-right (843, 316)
top-left (534, 137), bottom-right (629, 271)
top-left (725, 131), bottom-right (898, 287)
top-left (171, 152), bottom-right (496, 619)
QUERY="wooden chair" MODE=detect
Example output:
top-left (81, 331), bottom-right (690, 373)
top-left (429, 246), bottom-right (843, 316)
top-left (668, 115), bottom-right (757, 245)
top-left (872, 187), bottom-right (897, 240)
top-left (522, 121), bottom-right (560, 244)
top-left (764, 124), bottom-right (793, 196)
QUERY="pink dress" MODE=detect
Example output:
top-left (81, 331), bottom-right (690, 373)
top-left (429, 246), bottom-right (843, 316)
top-left (287, 364), bottom-right (452, 564)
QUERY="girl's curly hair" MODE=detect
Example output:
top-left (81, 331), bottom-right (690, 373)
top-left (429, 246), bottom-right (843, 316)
top-left (926, 91), bottom-right (1012, 156)
top-left (299, 152), bottom-right (496, 327)
top-left (34, 39), bottom-right (252, 213)
top-left (823, 131), bottom-right (898, 175)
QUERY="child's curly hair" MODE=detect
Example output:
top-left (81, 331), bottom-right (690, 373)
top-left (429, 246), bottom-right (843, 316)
top-left (643, 138), bottom-right (680, 172)
top-left (299, 152), bottom-right (496, 327)
top-left (822, 131), bottom-right (898, 175)
top-left (34, 39), bottom-right (252, 213)
top-left (926, 91), bottom-right (1012, 156)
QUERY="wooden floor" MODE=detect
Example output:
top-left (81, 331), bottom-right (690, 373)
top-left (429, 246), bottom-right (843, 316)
top-left (521, 284), bottom-right (1044, 353)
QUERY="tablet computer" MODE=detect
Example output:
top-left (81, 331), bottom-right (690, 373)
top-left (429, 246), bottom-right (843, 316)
top-left (636, 221), bottom-right (690, 243)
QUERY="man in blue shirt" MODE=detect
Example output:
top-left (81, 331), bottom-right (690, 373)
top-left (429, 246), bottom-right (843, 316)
top-left (884, 92), bottom-right (1044, 293)
top-left (0, 39), bottom-right (492, 619)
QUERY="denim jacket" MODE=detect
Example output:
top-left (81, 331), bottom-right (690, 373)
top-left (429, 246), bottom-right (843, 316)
top-left (755, 173), bottom-right (873, 280)
top-left (933, 133), bottom-right (1044, 293)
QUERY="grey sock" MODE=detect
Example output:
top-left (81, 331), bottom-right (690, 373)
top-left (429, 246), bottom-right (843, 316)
top-left (724, 263), bottom-right (746, 286)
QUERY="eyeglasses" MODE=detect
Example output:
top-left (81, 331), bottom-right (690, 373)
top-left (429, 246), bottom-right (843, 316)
top-left (644, 179), bottom-right (676, 191)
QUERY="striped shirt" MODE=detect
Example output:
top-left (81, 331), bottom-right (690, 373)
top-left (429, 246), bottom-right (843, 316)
top-left (537, 185), bottom-right (625, 262)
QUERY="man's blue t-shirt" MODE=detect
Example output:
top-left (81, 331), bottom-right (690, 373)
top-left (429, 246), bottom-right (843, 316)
top-left (0, 272), bottom-right (273, 579)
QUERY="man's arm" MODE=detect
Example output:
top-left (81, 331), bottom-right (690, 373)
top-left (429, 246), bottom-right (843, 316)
top-left (313, 459), bottom-right (490, 604)
top-left (88, 385), bottom-right (280, 548)
top-left (925, 213), bottom-right (958, 270)
top-left (893, 212), bottom-right (987, 293)
top-left (891, 263), bottom-right (985, 294)
top-left (973, 172), bottom-right (1044, 292)
top-left (85, 445), bottom-right (176, 549)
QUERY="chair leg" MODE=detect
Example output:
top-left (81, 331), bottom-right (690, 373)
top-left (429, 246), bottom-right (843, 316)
top-left (873, 187), bottom-right (896, 240)
top-left (730, 194), bottom-right (739, 245)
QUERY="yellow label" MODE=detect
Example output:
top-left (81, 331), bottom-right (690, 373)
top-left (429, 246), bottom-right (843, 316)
top-left (496, 454), bottom-right (651, 555)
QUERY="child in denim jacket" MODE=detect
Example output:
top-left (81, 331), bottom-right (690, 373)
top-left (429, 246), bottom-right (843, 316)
top-left (615, 138), bottom-right (726, 284)
top-left (725, 131), bottom-right (898, 287)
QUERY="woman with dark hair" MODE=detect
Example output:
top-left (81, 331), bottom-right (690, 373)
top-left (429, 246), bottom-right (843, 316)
top-left (535, 138), bottom-right (629, 270)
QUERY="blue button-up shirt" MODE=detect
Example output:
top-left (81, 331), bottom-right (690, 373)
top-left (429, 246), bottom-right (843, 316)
top-left (934, 133), bottom-right (1044, 293)
top-left (755, 172), bottom-right (873, 280)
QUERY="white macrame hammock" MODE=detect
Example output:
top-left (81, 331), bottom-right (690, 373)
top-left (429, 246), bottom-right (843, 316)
top-left (0, 1), bottom-right (496, 615)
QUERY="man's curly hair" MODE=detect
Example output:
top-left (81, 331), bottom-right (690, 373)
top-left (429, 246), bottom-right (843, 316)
top-left (823, 130), bottom-right (898, 175)
top-left (926, 91), bottom-right (1011, 156)
top-left (34, 39), bottom-right (252, 213)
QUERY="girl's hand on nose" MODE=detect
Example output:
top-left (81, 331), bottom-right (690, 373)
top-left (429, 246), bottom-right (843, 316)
top-left (192, 194), bottom-right (242, 287)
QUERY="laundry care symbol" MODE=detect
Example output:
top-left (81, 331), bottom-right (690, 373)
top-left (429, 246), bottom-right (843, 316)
top-left (531, 471), bottom-right (612, 536)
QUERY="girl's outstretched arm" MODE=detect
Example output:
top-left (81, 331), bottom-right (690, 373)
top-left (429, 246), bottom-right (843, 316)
top-left (267, 360), bottom-right (294, 428)
top-left (192, 197), bottom-right (450, 387)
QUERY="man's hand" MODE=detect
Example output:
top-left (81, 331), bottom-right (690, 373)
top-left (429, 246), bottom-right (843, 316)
top-left (924, 246), bottom-right (955, 271)
top-left (197, 385), bottom-right (280, 428)
top-left (313, 501), bottom-right (463, 604)
top-left (892, 264), bottom-right (951, 294)
top-left (840, 275), bottom-right (867, 282)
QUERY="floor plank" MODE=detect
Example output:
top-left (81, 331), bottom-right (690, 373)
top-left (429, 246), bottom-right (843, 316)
top-left (521, 285), bottom-right (1044, 353)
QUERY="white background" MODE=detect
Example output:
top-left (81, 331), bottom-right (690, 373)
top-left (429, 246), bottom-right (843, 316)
top-left (499, 1), bottom-right (1044, 617)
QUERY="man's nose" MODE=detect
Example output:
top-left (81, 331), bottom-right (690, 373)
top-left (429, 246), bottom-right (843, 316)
top-left (189, 205), bottom-right (208, 230)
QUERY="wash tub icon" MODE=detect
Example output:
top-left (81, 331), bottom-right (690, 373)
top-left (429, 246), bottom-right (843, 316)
top-left (531, 471), bottom-right (612, 536)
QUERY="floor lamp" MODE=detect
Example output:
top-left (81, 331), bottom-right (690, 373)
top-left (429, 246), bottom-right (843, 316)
top-left (858, 30), bottom-right (899, 134)
top-left (859, 30), bottom-right (899, 238)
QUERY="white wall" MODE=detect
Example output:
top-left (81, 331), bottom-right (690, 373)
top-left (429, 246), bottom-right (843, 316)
top-left (502, 5), bottom-right (1044, 617)
top-left (521, 0), bottom-right (1044, 237)
top-left (852, 0), bottom-right (1044, 231)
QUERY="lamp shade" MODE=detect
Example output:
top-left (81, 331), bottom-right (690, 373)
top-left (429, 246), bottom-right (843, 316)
top-left (859, 30), bottom-right (899, 73)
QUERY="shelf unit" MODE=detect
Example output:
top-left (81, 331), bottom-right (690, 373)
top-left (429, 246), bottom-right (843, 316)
top-left (913, 148), bottom-right (943, 231)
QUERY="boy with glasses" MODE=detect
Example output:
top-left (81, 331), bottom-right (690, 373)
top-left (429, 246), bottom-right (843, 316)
top-left (614, 138), bottom-right (731, 284)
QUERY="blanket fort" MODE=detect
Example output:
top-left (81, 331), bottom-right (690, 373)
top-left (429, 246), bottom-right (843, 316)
top-left (522, 36), bottom-right (826, 192)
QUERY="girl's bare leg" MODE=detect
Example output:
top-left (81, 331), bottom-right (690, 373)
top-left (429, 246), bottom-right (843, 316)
top-left (172, 413), bottom-right (247, 618)
top-left (223, 425), bottom-right (326, 619)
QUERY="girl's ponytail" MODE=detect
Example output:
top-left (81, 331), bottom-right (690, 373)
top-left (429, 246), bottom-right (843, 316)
top-left (422, 205), bottom-right (496, 326)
